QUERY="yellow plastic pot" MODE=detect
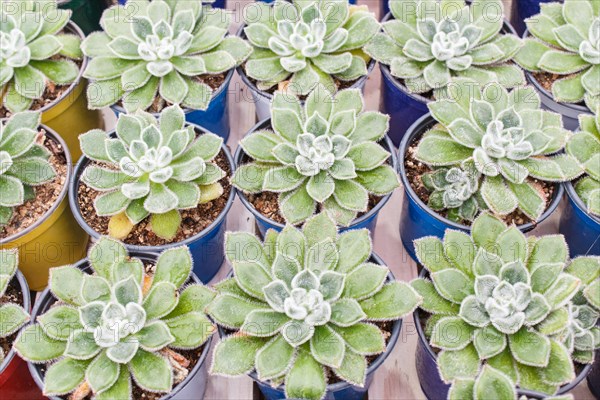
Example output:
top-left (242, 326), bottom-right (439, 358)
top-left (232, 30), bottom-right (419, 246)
top-left (39, 21), bottom-right (104, 161)
top-left (0, 125), bottom-right (89, 291)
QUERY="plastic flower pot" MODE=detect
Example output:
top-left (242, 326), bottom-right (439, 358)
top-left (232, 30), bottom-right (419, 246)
top-left (589, 351), bottom-right (600, 399)
top-left (234, 119), bottom-right (397, 238)
top-left (118, 0), bottom-right (225, 8)
top-left (57, 0), bottom-right (111, 35)
top-left (0, 270), bottom-right (44, 400)
top-left (36, 21), bottom-right (104, 161)
top-left (522, 30), bottom-right (592, 132)
top-left (380, 12), bottom-right (519, 147)
top-left (0, 124), bottom-right (89, 291)
top-left (111, 66), bottom-right (234, 141)
top-left (559, 182), bottom-right (600, 257)
top-left (510, 0), bottom-right (555, 36)
top-left (27, 253), bottom-right (213, 400)
top-left (219, 252), bottom-right (402, 400)
top-left (398, 114), bottom-right (564, 262)
top-left (68, 125), bottom-right (236, 284)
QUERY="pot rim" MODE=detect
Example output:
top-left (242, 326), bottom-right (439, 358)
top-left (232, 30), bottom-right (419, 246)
top-left (0, 270), bottom-right (31, 375)
top-left (398, 112), bottom-right (565, 233)
top-left (217, 252), bottom-right (403, 393)
top-left (564, 180), bottom-right (600, 224)
top-left (234, 119), bottom-right (398, 231)
top-left (413, 269), bottom-right (592, 398)
top-left (0, 123), bottom-right (73, 245)
top-left (67, 122), bottom-right (236, 252)
top-left (26, 252), bottom-right (213, 400)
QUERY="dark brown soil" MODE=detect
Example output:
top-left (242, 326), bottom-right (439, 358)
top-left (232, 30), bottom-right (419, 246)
top-left (76, 145), bottom-right (232, 246)
top-left (0, 279), bottom-right (25, 358)
top-left (404, 141), bottom-right (555, 227)
top-left (0, 132), bottom-right (67, 239)
top-left (532, 71), bottom-right (582, 93)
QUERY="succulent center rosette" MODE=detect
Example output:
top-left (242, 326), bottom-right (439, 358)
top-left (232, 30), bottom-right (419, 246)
top-left (429, 19), bottom-right (475, 68)
top-left (0, 29), bottom-right (30, 67)
top-left (270, 14), bottom-right (327, 68)
top-left (479, 118), bottom-right (534, 170)
top-left (136, 21), bottom-right (194, 77)
top-left (295, 133), bottom-right (348, 176)
top-left (579, 18), bottom-right (600, 65)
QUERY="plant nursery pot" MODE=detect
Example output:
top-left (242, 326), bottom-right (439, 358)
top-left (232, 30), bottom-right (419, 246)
top-left (219, 252), bottom-right (401, 400)
top-left (69, 125), bottom-right (235, 284)
top-left (234, 119), bottom-right (397, 238)
top-left (398, 114), bottom-right (564, 262)
top-left (57, 0), bottom-right (111, 35)
top-left (510, 0), bottom-right (555, 36)
top-left (0, 270), bottom-right (44, 400)
top-left (28, 254), bottom-right (212, 400)
top-left (111, 67), bottom-right (234, 141)
top-left (522, 30), bottom-right (592, 132)
top-left (380, 12), bottom-right (519, 147)
top-left (588, 351), bottom-right (600, 399)
top-left (37, 21), bottom-right (104, 161)
top-left (558, 182), bottom-right (600, 257)
top-left (0, 125), bottom-right (89, 291)
top-left (117, 0), bottom-right (225, 8)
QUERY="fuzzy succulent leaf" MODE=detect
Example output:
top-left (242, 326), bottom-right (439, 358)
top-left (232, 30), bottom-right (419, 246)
top-left (79, 105), bottom-right (225, 240)
top-left (82, 0), bottom-right (251, 111)
top-left (233, 87), bottom-right (399, 226)
top-left (15, 237), bottom-right (213, 398)
top-left (515, 0), bottom-right (600, 112)
top-left (365, 0), bottom-right (523, 96)
top-left (208, 212), bottom-right (421, 398)
top-left (0, 249), bottom-right (29, 362)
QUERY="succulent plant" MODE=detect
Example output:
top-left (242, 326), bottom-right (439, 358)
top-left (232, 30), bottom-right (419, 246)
top-left (514, 0), bottom-right (600, 112)
top-left (14, 237), bottom-right (215, 398)
top-left (0, 110), bottom-right (56, 226)
top-left (207, 212), bottom-right (422, 400)
top-left (415, 79), bottom-right (582, 222)
top-left (0, 249), bottom-right (30, 365)
top-left (566, 110), bottom-right (600, 216)
top-left (0, 0), bottom-right (82, 112)
top-left (364, 0), bottom-right (524, 96)
top-left (233, 86), bottom-right (399, 226)
top-left (410, 212), bottom-right (600, 396)
top-left (243, 0), bottom-right (379, 96)
top-left (79, 104), bottom-right (226, 240)
top-left (81, 0), bottom-right (251, 112)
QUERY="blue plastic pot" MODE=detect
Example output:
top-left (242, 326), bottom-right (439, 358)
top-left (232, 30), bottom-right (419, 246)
top-left (112, 67), bottom-right (233, 141)
top-left (398, 114), bottom-right (564, 262)
top-left (28, 254), bottom-right (212, 400)
top-left (218, 253), bottom-right (402, 400)
top-left (559, 182), bottom-right (600, 257)
top-left (68, 124), bottom-right (235, 284)
top-left (234, 120), bottom-right (397, 238)
top-left (510, 0), bottom-right (555, 36)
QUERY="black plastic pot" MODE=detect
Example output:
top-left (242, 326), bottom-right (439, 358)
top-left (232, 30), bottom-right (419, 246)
top-left (28, 252), bottom-right (212, 400)
top-left (559, 182), bottom-right (600, 257)
top-left (589, 351), bottom-right (600, 399)
top-left (398, 114), bottom-right (564, 262)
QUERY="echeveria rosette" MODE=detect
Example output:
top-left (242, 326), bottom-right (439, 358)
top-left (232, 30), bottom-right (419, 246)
top-left (0, 111), bottom-right (56, 226)
top-left (243, 0), bottom-right (379, 96)
top-left (364, 0), bottom-right (524, 97)
top-left (515, 0), bottom-right (600, 112)
top-left (81, 0), bottom-right (251, 112)
top-left (207, 212), bottom-right (421, 400)
top-left (78, 104), bottom-right (226, 240)
top-left (14, 237), bottom-right (215, 398)
top-left (232, 86), bottom-right (400, 226)
top-left (415, 79), bottom-right (583, 221)
top-left (566, 111), bottom-right (600, 216)
top-left (0, 0), bottom-right (82, 113)
top-left (410, 213), bottom-right (600, 396)
top-left (0, 249), bottom-right (30, 366)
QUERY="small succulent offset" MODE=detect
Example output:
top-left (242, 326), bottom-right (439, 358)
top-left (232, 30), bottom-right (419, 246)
top-left (79, 104), bottom-right (226, 240)
top-left (566, 111), bottom-right (600, 217)
top-left (233, 86), bottom-right (399, 226)
top-left (0, 111), bottom-right (56, 226)
top-left (515, 0), bottom-right (600, 112)
top-left (0, 249), bottom-right (30, 365)
top-left (411, 212), bottom-right (600, 396)
top-left (0, 0), bottom-right (82, 112)
top-left (364, 0), bottom-right (524, 96)
top-left (81, 0), bottom-right (251, 112)
top-left (415, 80), bottom-right (582, 222)
top-left (208, 212), bottom-right (422, 400)
top-left (243, 0), bottom-right (379, 96)
top-left (15, 237), bottom-right (215, 398)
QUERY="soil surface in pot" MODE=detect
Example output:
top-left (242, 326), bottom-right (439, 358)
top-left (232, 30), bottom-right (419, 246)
top-left (77, 145), bottom-right (232, 246)
top-left (0, 279), bottom-right (24, 358)
top-left (0, 132), bottom-right (67, 239)
top-left (532, 72), bottom-right (586, 107)
top-left (404, 141), bottom-right (555, 227)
